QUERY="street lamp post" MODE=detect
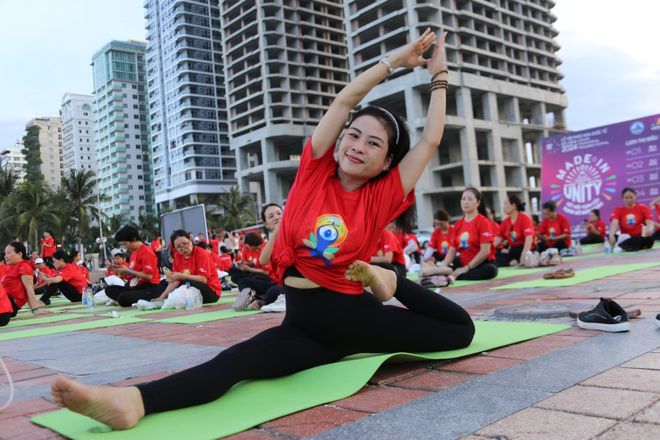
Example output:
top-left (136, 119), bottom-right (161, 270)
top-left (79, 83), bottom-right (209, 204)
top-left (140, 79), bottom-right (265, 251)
top-left (96, 192), bottom-right (107, 264)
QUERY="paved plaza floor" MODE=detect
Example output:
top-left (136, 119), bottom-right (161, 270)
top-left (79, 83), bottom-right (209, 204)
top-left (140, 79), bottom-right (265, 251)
top-left (1, 247), bottom-right (659, 439)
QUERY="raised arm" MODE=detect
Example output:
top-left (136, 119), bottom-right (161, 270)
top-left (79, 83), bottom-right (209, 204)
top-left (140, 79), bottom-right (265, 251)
top-left (398, 32), bottom-right (448, 194)
top-left (311, 29), bottom-right (437, 158)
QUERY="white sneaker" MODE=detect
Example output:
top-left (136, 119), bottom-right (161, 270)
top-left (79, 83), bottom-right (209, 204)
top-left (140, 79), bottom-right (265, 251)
top-left (613, 246), bottom-right (623, 254)
top-left (261, 295), bottom-right (286, 313)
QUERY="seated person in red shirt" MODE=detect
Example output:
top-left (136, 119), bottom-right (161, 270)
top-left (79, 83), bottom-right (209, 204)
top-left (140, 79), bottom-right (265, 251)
top-left (494, 195), bottom-right (535, 267)
top-left (580, 209), bottom-right (606, 245)
top-left (105, 226), bottom-right (162, 307)
top-left (36, 249), bottom-right (88, 304)
top-left (371, 225), bottom-right (407, 279)
top-left (34, 258), bottom-right (56, 289)
top-left (609, 187), bottom-right (655, 252)
top-left (232, 204), bottom-right (286, 311)
top-left (649, 196), bottom-right (660, 241)
top-left (105, 249), bottom-right (130, 279)
top-left (154, 230), bottom-right (221, 304)
top-left (536, 200), bottom-right (571, 252)
top-left (150, 236), bottom-right (164, 269)
top-left (227, 232), bottom-right (269, 284)
top-left (421, 209), bottom-right (454, 277)
top-left (442, 188), bottom-right (498, 281)
top-left (0, 284), bottom-right (13, 327)
top-left (2, 241), bottom-right (48, 315)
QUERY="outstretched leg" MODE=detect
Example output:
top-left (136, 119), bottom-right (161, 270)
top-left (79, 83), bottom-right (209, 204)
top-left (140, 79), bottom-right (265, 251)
top-left (345, 260), bottom-right (397, 301)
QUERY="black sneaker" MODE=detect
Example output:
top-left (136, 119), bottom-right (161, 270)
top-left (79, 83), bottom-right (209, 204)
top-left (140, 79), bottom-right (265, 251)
top-left (655, 313), bottom-right (660, 329)
top-left (577, 298), bottom-right (630, 332)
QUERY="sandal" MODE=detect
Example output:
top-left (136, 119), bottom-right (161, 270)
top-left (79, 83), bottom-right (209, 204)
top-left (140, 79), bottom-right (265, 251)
top-left (553, 268), bottom-right (575, 279)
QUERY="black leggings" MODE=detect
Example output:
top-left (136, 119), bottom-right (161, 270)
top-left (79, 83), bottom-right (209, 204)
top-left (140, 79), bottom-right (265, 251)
top-left (619, 236), bottom-right (654, 252)
top-left (580, 234), bottom-right (604, 245)
top-left (106, 283), bottom-right (162, 307)
top-left (137, 272), bottom-right (475, 415)
top-left (496, 245), bottom-right (524, 267)
top-left (37, 282), bottom-right (82, 303)
top-left (453, 257), bottom-right (498, 280)
top-left (184, 280), bottom-right (219, 304)
top-left (0, 297), bottom-right (19, 327)
top-left (537, 238), bottom-right (568, 253)
top-left (237, 274), bottom-right (285, 306)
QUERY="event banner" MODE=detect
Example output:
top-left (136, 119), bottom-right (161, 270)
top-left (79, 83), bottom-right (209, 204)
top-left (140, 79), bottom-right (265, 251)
top-left (541, 113), bottom-right (660, 233)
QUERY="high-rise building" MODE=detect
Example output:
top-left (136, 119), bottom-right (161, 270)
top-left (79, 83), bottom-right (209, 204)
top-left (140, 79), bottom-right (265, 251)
top-left (218, 0), bottom-right (349, 206)
top-left (0, 141), bottom-right (27, 184)
top-left (145, 0), bottom-right (236, 210)
top-left (91, 40), bottom-right (155, 223)
top-left (344, 0), bottom-right (567, 226)
top-left (25, 117), bottom-right (63, 188)
top-left (60, 93), bottom-right (97, 173)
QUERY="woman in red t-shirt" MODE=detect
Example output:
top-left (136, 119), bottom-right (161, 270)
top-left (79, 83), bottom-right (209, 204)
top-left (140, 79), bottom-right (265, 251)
top-left (580, 209), bottom-right (606, 245)
top-left (2, 241), bottom-right (48, 315)
top-left (494, 195), bottom-right (535, 267)
top-left (232, 204), bottom-right (287, 311)
top-left (51, 31), bottom-right (474, 429)
top-left (536, 200), bottom-right (572, 252)
top-left (154, 230), bottom-right (221, 304)
top-left (41, 230), bottom-right (56, 264)
top-left (609, 187), bottom-right (655, 252)
top-left (421, 209), bottom-right (454, 277)
top-left (371, 226), bottom-right (407, 277)
top-left (36, 249), bottom-right (87, 304)
top-left (442, 188), bottom-right (498, 280)
top-left (105, 226), bottom-right (162, 307)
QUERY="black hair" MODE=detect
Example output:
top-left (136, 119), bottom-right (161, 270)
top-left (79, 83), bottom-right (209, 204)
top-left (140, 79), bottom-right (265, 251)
top-left (244, 231), bottom-right (264, 247)
top-left (621, 187), bottom-right (636, 197)
top-left (6, 241), bottom-right (29, 260)
top-left (115, 225), bottom-right (141, 242)
top-left (219, 245), bottom-right (229, 253)
top-left (507, 194), bottom-right (526, 212)
top-left (591, 209), bottom-right (601, 219)
top-left (434, 209), bottom-right (450, 222)
top-left (349, 106), bottom-right (411, 175)
top-left (393, 204), bottom-right (417, 235)
top-left (196, 241), bottom-right (209, 250)
top-left (477, 202), bottom-right (489, 218)
top-left (52, 249), bottom-right (73, 263)
top-left (0, 251), bottom-right (5, 262)
top-left (542, 200), bottom-right (557, 212)
top-left (463, 187), bottom-right (482, 202)
top-left (169, 229), bottom-right (190, 247)
top-left (261, 203), bottom-right (282, 223)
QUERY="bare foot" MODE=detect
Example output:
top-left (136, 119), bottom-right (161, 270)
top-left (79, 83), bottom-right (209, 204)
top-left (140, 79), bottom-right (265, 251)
top-left (421, 261), bottom-right (453, 277)
top-left (345, 260), bottom-right (396, 302)
top-left (51, 375), bottom-right (145, 430)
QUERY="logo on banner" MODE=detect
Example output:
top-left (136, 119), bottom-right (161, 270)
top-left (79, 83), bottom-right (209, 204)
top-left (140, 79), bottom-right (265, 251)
top-left (630, 121), bottom-right (645, 135)
top-left (549, 154), bottom-right (617, 216)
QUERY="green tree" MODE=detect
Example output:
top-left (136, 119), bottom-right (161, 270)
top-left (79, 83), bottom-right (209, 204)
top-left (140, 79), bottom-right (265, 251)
top-left (21, 126), bottom-right (44, 184)
top-left (0, 181), bottom-right (57, 249)
top-left (60, 169), bottom-right (99, 252)
top-left (218, 186), bottom-right (256, 230)
top-left (137, 210), bottom-right (160, 242)
top-left (0, 167), bottom-right (17, 198)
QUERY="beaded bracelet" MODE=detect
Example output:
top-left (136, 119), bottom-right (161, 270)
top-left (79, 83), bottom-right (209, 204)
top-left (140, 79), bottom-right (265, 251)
top-left (431, 70), bottom-right (449, 81)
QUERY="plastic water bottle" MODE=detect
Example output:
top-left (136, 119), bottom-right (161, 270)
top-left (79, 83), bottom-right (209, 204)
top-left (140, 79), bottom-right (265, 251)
top-left (82, 287), bottom-right (89, 308)
top-left (87, 287), bottom-right (95, 309)
top-left (604, 241), bottom-right (611, 254)
top-left (185, 281), bottom-right (192, 310)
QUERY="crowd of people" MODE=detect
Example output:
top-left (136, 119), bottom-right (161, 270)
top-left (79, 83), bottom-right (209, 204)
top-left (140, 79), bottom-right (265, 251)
top-left (0, 29), bottom-right (656, 433)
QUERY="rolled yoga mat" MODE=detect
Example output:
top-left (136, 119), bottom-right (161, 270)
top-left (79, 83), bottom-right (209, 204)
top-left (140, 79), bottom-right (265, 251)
top-left (32, 320), bottom-right (569, 440)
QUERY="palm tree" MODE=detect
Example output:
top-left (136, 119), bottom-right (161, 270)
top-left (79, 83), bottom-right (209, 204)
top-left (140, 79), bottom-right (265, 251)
top-left (0, 181), bottom-right (58, 250)
top-left (219, 186), bottom-right (256, 230)
top-left (137, 210), bottom-right (160, 242)
top-left (60, 169), bottom-right (99, 253)
top-left (0, 168), bottom-right (17, 198)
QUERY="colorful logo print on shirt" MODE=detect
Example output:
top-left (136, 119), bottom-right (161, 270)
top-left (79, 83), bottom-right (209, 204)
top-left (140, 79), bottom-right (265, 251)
top-left (302, 214), bottom-right (348, 266)
top-left (510, 230), bottom-right (517, 241)
top-left (441, 241), bottom-right (448, 254)
top-left (459, 232), bottom-right (469, 249)
top-left (626, 213), bottom-right (636, 225)
top-left (549, 227), bottom-right (556, 238)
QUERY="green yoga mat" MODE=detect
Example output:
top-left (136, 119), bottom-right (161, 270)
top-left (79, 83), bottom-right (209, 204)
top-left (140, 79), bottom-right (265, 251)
top-left (0, 317), bottom-right (144, 341)
top-left (32, 320), bottom-right (569, 440)
top-left (4, 313), bottom-right (88, 329)
top-left (152, 308), bottom-right (262, 324)
top-left (450, 266), bottom-right (547, 288)
top-left (492, 261), bottom-right (660, 290)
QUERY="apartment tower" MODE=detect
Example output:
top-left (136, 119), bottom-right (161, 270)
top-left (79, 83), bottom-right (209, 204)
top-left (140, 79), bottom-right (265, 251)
top-left (25, 117), bottom-right (63, 189)
top-left (91, 40), bottom-right (155, 223)
top-left (60, 93), bottom-right (97, 173)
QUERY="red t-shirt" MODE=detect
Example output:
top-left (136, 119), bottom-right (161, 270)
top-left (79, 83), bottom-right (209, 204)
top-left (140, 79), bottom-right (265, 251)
top-left (128, 244), bottom-right (160, 285)
top-left (376, 229), bottom-right (406, 266)
top-left (35, 266), bottom-right (56, 287)
top-left (239, 246), bottom-right (263, 269)
top-left (107, 261), bottom-right (129, 277)
top-left (150, 239), bottom-right (162, 253)
top-left (79, 265), bottom-right (90, 283)
top-left (429, 226), bottom-right (455, 257)
top-left (173, 246), bottom-right (221, 295)
top-left (57, 263), bottom-right (87, 294)
top-left (538, 213), bottom-right (572, 247)
top-left (452, 214), bottom-right (494, 267)
top-left (498, 213), bottom-right (535, 248)
top-left (1, 260), bottom-right (33, 308)
top-left (41, 236), bottom-right (55, 258)
top-left (217, 254), bottom-right (233, 271)
top-left (210, 238), bottom-right (220, 255)
top-left (655, 204), bottom-right (660, 231)
top-left (586, 219), bottom-right (606, 237)
top-left (271, 138), bottom-right (414, 294)
top-left (0, 284), bottom-right (12, 314)
top-left (611, 204), bottom-right (653, 236)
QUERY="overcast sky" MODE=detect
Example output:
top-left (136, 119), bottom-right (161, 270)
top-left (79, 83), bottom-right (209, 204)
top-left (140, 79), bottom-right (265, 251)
top-left (1, 0), bottom-right (658, 148)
